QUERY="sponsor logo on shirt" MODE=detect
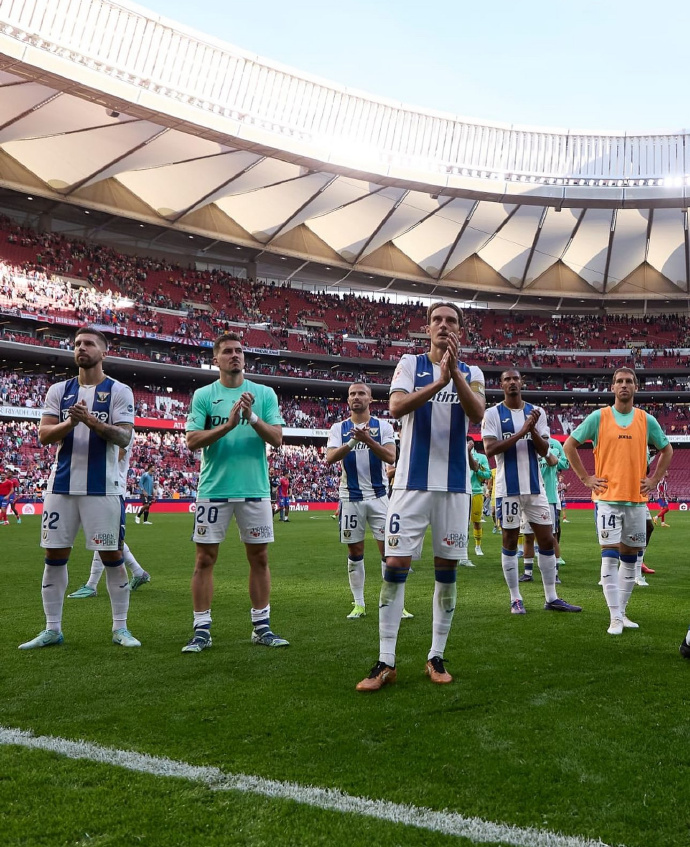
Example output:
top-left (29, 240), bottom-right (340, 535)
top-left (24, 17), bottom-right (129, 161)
top-left (432, 390), bottom-right (460, 404)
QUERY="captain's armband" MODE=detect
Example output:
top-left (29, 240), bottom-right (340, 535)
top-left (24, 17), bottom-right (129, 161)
top-left (470, 381), bottom-right (486, 396)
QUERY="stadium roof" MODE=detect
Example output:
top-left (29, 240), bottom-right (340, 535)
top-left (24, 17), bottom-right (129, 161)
top-left (1, 0), bottom-right (690, 310)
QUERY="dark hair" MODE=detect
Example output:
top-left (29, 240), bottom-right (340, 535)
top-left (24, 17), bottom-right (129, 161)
top-left (426, 301), bottom-right (463, 328)
top-left (213, 332), bottom-right (243, 356)
top-left (500, 368), bottom-right (521, 380)
top-left (75, 326), bottom-right (108, 349)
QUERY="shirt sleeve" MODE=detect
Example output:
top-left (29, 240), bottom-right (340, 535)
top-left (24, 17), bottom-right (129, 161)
top-left (553, 440), bottom-right (570, 471)
top-left (185, 389), bottom-right (208, 432)
top-left (326, 423), bottom-right (341, 449)
top-left (481, 406), bottom-right (500, 441)
top-left (42, 383), bottom-right (62, 419)
top-left (535, 407), bottom-right (550, 440)
top-left (646, 414), bottom-right (670, 450)
top-left (380, 420), bottom-right (396, 445)
top-left (111, 383), bottom-right (135, 426)
top-left (390, 355), bottom-right (415, 395)
top-left (468, 365), bottom-right (486, 390)
top-left (260, 387), bottom-right (286, 426)
top-left (478, 453), bottom-right (492, 480)
top-left (570, 410), bottom-right (602, 446)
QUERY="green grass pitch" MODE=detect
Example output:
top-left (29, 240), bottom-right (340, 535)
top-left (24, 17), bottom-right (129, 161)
top-left (2, 510), bottom-right (690, 847)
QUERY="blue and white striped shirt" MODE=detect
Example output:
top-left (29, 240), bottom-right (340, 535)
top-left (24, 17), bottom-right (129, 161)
top-left (482, 402), bottom-right (548, 497)
top-left (328, 416), bottom-right (395, 501)
top-left (390, 353), bottom-right (484, 493)
top-left (43, 376), bottom-right (135, 496)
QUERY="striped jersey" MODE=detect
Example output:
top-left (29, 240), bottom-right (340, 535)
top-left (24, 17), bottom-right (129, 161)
top-left (119, 433), bottom-right (134, 493)
top-left (43, 376), bottom-right (135, 496)
top-left (482, 402), bottom-right (549, 497)
top-left (390, 353), bottom-right (484, 493)
top-left (327, 416), bottom-right (395, 501)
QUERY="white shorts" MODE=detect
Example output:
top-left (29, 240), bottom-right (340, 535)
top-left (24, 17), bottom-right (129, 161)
top-left (340, 496), bottom-right (388, 544)
top-left (385, 489), bottom-right (469, 560)
top-left (192, 499), bottom-right (274, 545)
top-left (41, 493), bottom-right (125, 551)
top-left (498, 493), bottom-right (551, 533)
top-left (595, 502), bottom-right (647, 547)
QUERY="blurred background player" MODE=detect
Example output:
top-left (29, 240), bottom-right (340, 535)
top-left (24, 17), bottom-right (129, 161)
top-left (326, 382), bottom-right (398, 619)
top-left (135, 463), bottom-right (155, 525)
top-left (653, 473), bottom-right (671, 527)
top-left (520, 435), bottom-right (569, 582)
top-left (557, 474), bottom-right (570, 523)
top-left (483, 369), bottom-right (581, 616)
top-left (68, 433), bottom-right (150, 598)
top-left (467, 436), bottom-right (491, 557)
top-left (564, 367), bottom-right (672, 636)
top-left (278, 474), bottom-right (291, 522)
top-left (270, 473), bottom-right (279, 517)
top-left (6, 470), bottom-right (21, 524)
top-left (0, 468), bottom-right (15, 525)
top-left (18, 326), bottom-right (140, 650)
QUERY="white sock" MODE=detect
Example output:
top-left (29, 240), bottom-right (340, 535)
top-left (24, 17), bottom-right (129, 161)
top-left (429, 579), bottom-right (457, 660)
top-left (601, 550), bottom-right (621, 619)
top-left (251, 604), bottom-right (270, 631)
top-left (635, 549), bottom-right (644, 580)
top-left (123, 542), bottom-right (145, 578)
top-left (537, 549), bottom-right (558, 603)
top-left (379, 578), bottom-right (406, 666)
top-left (618, 553), bottom-right (638, 617)
top-left (42, 564), bottom-right (68, 632)
top-left (193, 609), bottom-right (212, 629)
top-left (87, 552), bottom-right (104, 590)
top-left (347, 557), bottom-right (365, 606)
top-left (381, 559), bottom-right (386, 579)
top-left (501, 549), bottom-right (522, 602)
top-left (458, 546), bottom-right (469, 563)
top-left (105, 564), bottom-right (130, 630)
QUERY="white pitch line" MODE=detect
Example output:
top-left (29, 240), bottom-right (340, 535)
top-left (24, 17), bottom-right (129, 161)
top-left (0, 725), bottom-right (614, 847)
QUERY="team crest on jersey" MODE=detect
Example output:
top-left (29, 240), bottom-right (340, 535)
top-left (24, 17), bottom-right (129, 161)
top-left (96, 392), bottom-right (110, 403)
top-left (504, 515), bottom-right (515, 524)
top-left (600, 530), bottom-right (609, 538)
top-left (343, 530), bottom-right (352, 539)
top-left (369, 428), bottom-right (379, 437)
top-left (197, 526), bottom-right (207, 536)
top-left (388, 536), bottom-right (399, 547)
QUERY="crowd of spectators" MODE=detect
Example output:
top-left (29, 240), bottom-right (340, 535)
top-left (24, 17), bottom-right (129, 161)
top-left (5, 215), bottom-right (690, 372)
